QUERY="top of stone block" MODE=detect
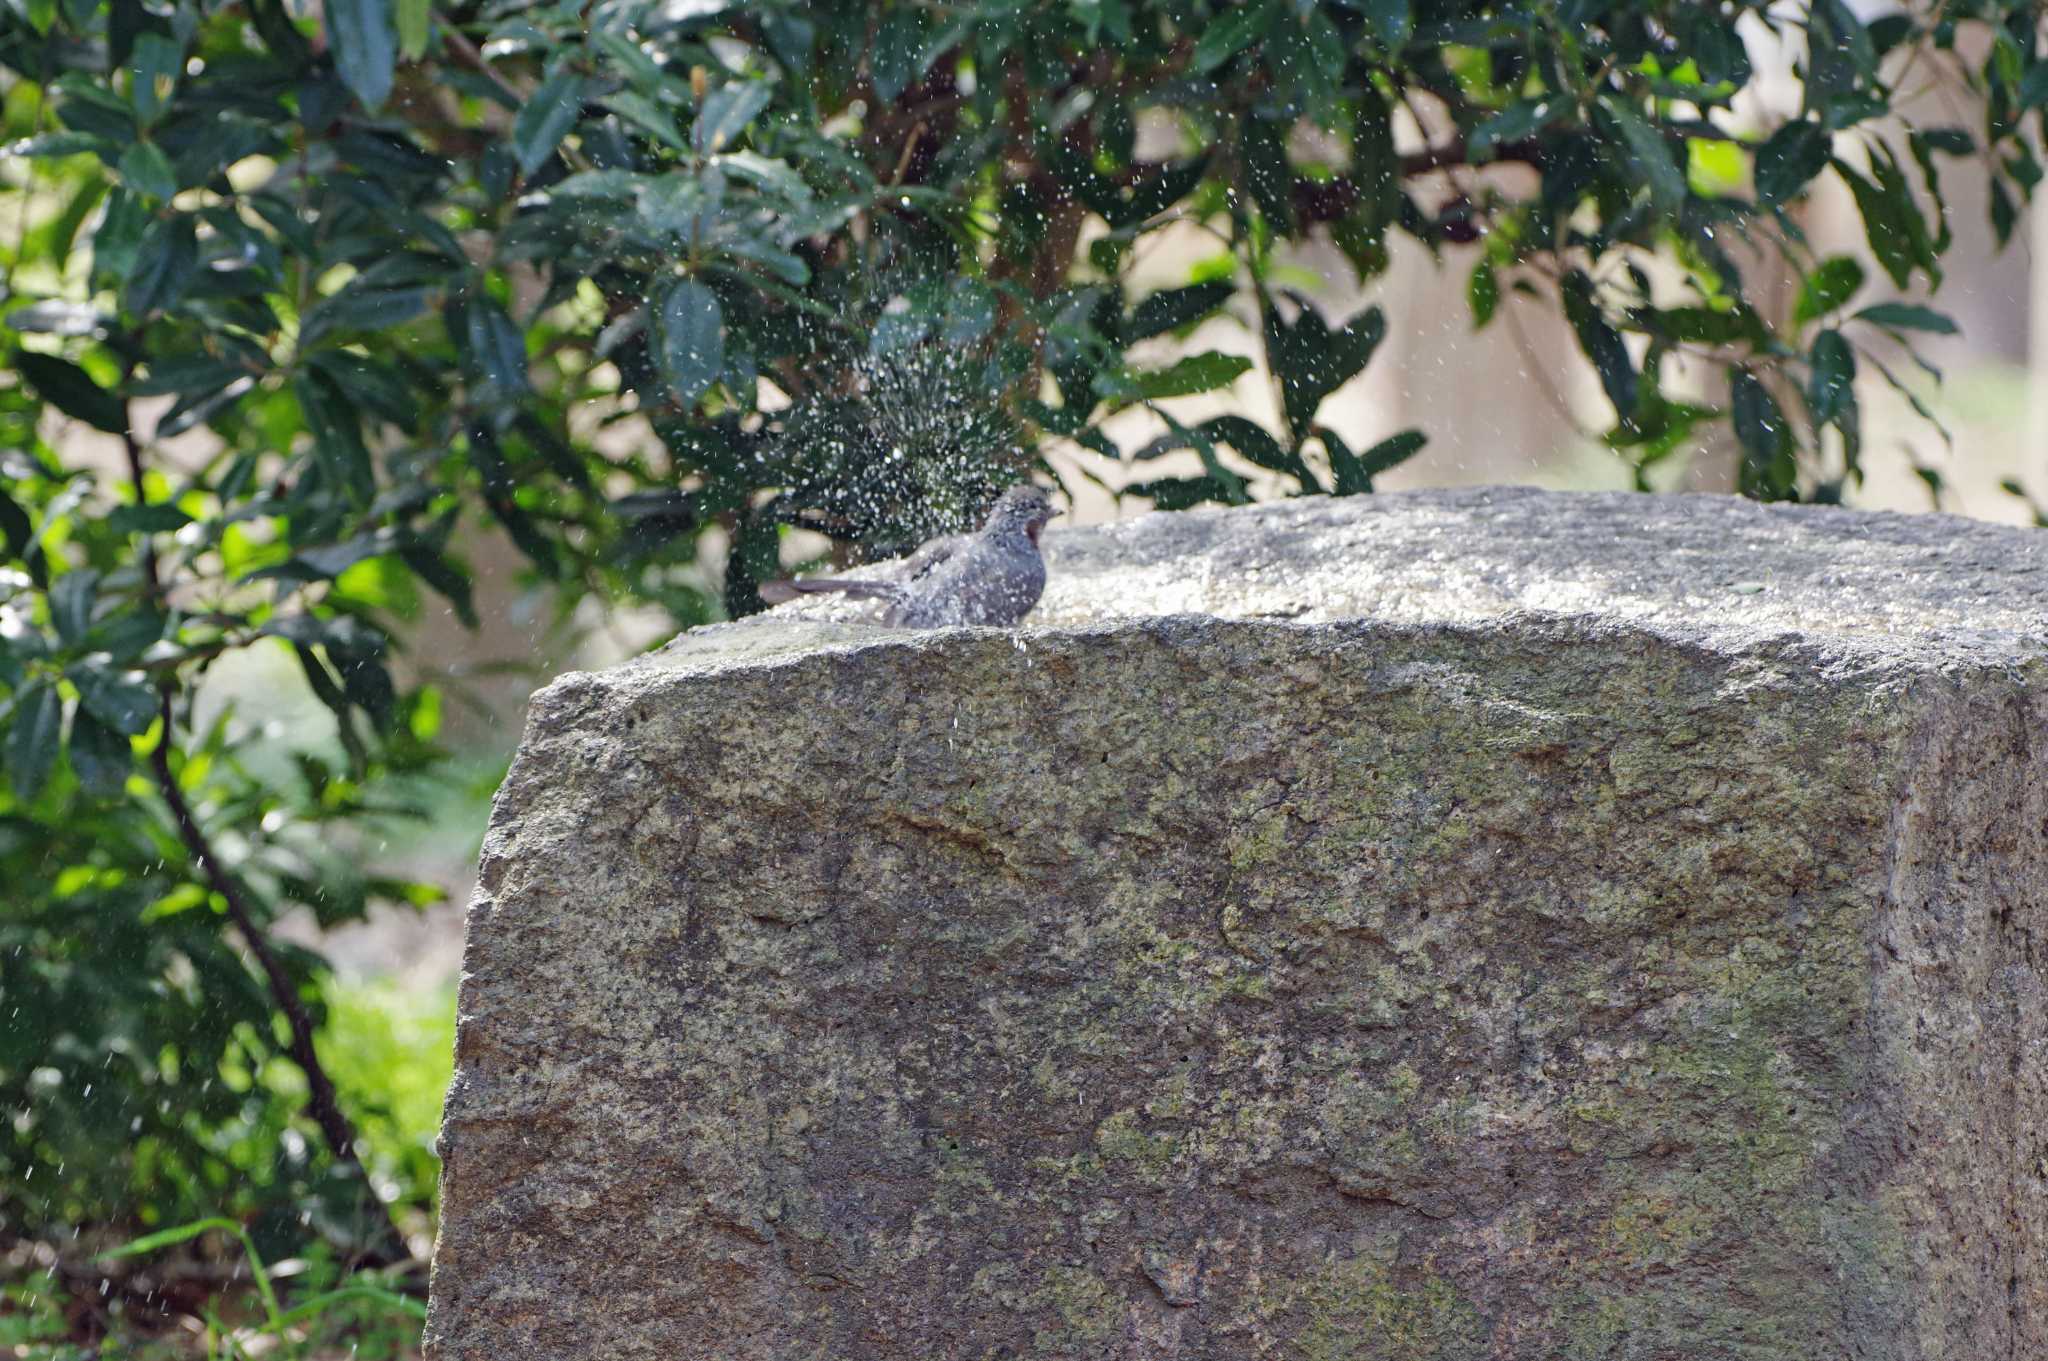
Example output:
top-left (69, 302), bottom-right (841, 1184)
top-left (648, 487), bottom-right (2047, 676)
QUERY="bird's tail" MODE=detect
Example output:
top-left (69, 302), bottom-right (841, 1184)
top-left (758, 577), bottom-right (900, 605)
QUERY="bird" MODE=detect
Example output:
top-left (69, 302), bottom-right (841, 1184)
top-left (758, 483), bottom-right (1056, 627)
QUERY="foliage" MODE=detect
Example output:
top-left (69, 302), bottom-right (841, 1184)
top-left (91, 1215), bottom-right (427, 1358)
top-left (0, 0), bottom-right (2042, 1339)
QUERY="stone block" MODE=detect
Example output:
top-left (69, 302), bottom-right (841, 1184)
top-left (426, 489), bottom-right (2048, 1360)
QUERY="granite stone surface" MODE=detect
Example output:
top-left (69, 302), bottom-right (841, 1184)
top-left (426, 489), bottom-right (2047, 1360)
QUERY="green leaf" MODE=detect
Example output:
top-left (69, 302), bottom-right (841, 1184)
top-left (655, 280), bottom-right (725, 406)
top-left (1793, 256), bottom-right (1864, 325)
top-left (293, 372), bottom-right (375, 506)
top-left (6, 682), bottom-right (61, 802)
top-left (395, 0), bottom-right (429, 60)
top-left (463, 297), bottom-right (530, 398)
top-left (1265, 300), bottom-right (1386, 440)
top-left (1127, 282), bottom-right (1234, 340)
top-left (1753, 121), bottom-right (1829, 205)
top-left (123, 214), bottom-right (198, 316)
top-left (1602, 101), bottom-right (1686, 213)
top-left (693, 81), bottom-right (772, 155)
top-left (116, 141), bottom-right (177, 200)
top-left (67, 707), bottom-right (133, 799)
top-left (1358, 0), bottom-right (1411, 48)
top-left (128, 32), bottom-right (182, 123)
top-left (328, 0), bottom-right (397, 111)
top-left (398, 546), bottom-right (478, 628)
top-left (513, 72), bottom-right (589, 176)
top-left (1833, 157), bottom-right (1915, 288)
top-left (870, 8), bottom-right (933, 103)
top-left (1192, 0), bottom-right (1277, 74)
top-left (106, 501), bottom-right (190, 534)
top-left (1853, 302), bottom-right (1958, 334)
top-left (1470, 98), bottom-right (1562, 162)
top-left (102, 1218), bottom-right (249, 1260)
top-left (1468, 262), bottom-right (1499, 328)
top-left (1806, 329), bottom-right (1855, 427)
top-left (2019, 61), bottom-right (2048, 109)
top-left (1102, 351), bottom-right (1251, 400)
top-left (1201, 414), bottom-right (1309, 485)
top-left (1359, 429), bottom-right (1427, 476)
top-left (603, 92), bottom-right (690, 153)
top-left (1561, 272), bottom-right (1636, 423)
top-left (69, 660), bottom-right (157, 735)
top-left (50, 568), bottom-right (99, 644)
top-left (0, 488), bottom-right (32, 564)
top-left (1731, 368), bottom-right (1795, 500)
top-left (16, 352), bottom-right (127, 433)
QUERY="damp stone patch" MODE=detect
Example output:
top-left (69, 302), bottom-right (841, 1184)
top-left (425, 488), bottom-right (2048, 1361)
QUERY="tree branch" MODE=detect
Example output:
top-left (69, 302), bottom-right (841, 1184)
top-left (119, 374), bottom-right (404, 1265)
top-left (146, 693), bottom-right (406, 1264)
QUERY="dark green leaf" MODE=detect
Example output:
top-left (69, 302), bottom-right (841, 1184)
top-left (1731, 368), bottom-right (1796, 500)
top-left (106, 501), bottom-right (191, 534)
top-left (6, 682), bottom-right (61, 802)
top-left (68, 660), bottom-right (157, 735)
top-left (2019, 61), bottom-right (2048, 109)
top-left (655, 280), bottom-right (725, 406)
top-left (463, 296), bottom-right (530, 399)
top-left (693, 81), bottom-right (772, 155)
top-left (0, 488), bottom-right (32, 562)
top-left (67, 707), bottom-right (133, 799)
top-left (1807, 329), bottom-right (1855, 427)
top-left (116, 141), bottom-right (177, 200)
top-left (1201, 414), bottom-right (1309, 485)
top-left (1265, 299), bottom-right (1385, 440)
top-left (870, 9), bottom-right (932, 103)
top-left (123, 215), bottom-right (198, 315)
top-left (1793, 256), bottom-right (1865, 325)
top-left (1561, 272), bottom-right (1637, 423)
top-left (1360, 0), bottom-right (1411, 48)
top-left (1468, 262), bottom-right (1499, 328)
top-left (603, 92), bottom-right (689, 152)
top-left (1833, 157), bottom-right (1915, 288)
top-left (513, 72), bottom-right (590, 176)
top-left (1241, 116), bottom-right (1294, 230)
top-left (1603, 102), bottom-right (1685, 212)
top-left (398, 546), bottom-right (478, 628)
top-left (1469, 98), bottom-right (1563, 162)
top-left (1127, 282), bottom-right (1234, 340)
top-left (1100, 351), bottom-right (1251, 401)
top-left (50, 568), bottom-right (99, 644)
top-left (293, 372), bottom-right (375, 505)
top-left (1358, 429), bottom-right (1427, 476)
top-left (1753, 121), bottom-right (1829, 205)
top-left (16, 352), bottom-right (127, 433)
top-left (1192, 0), bottom-right (1277, 74)
top-left (1852, 303), bottom-right (1958, 334)
top-left (328, 0), bottom-right (397, 111)
top-left (1127, 474), bottom-right (1240, 510)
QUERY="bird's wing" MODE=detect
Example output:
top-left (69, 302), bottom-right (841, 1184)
top-left (900, 531), bottom-right (970, 583)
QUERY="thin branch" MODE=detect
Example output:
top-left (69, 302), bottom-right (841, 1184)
top-left (119, 373), bottom-right (404, 1266)
top-left (147, 692), bottom-right (406, 1265)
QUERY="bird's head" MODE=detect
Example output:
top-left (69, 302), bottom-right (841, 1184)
top-left (985, 483), bottom-right (1055, 545)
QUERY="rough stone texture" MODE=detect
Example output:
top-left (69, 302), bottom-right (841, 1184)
top-left (426, 488), bottom-right (2048, 1361)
